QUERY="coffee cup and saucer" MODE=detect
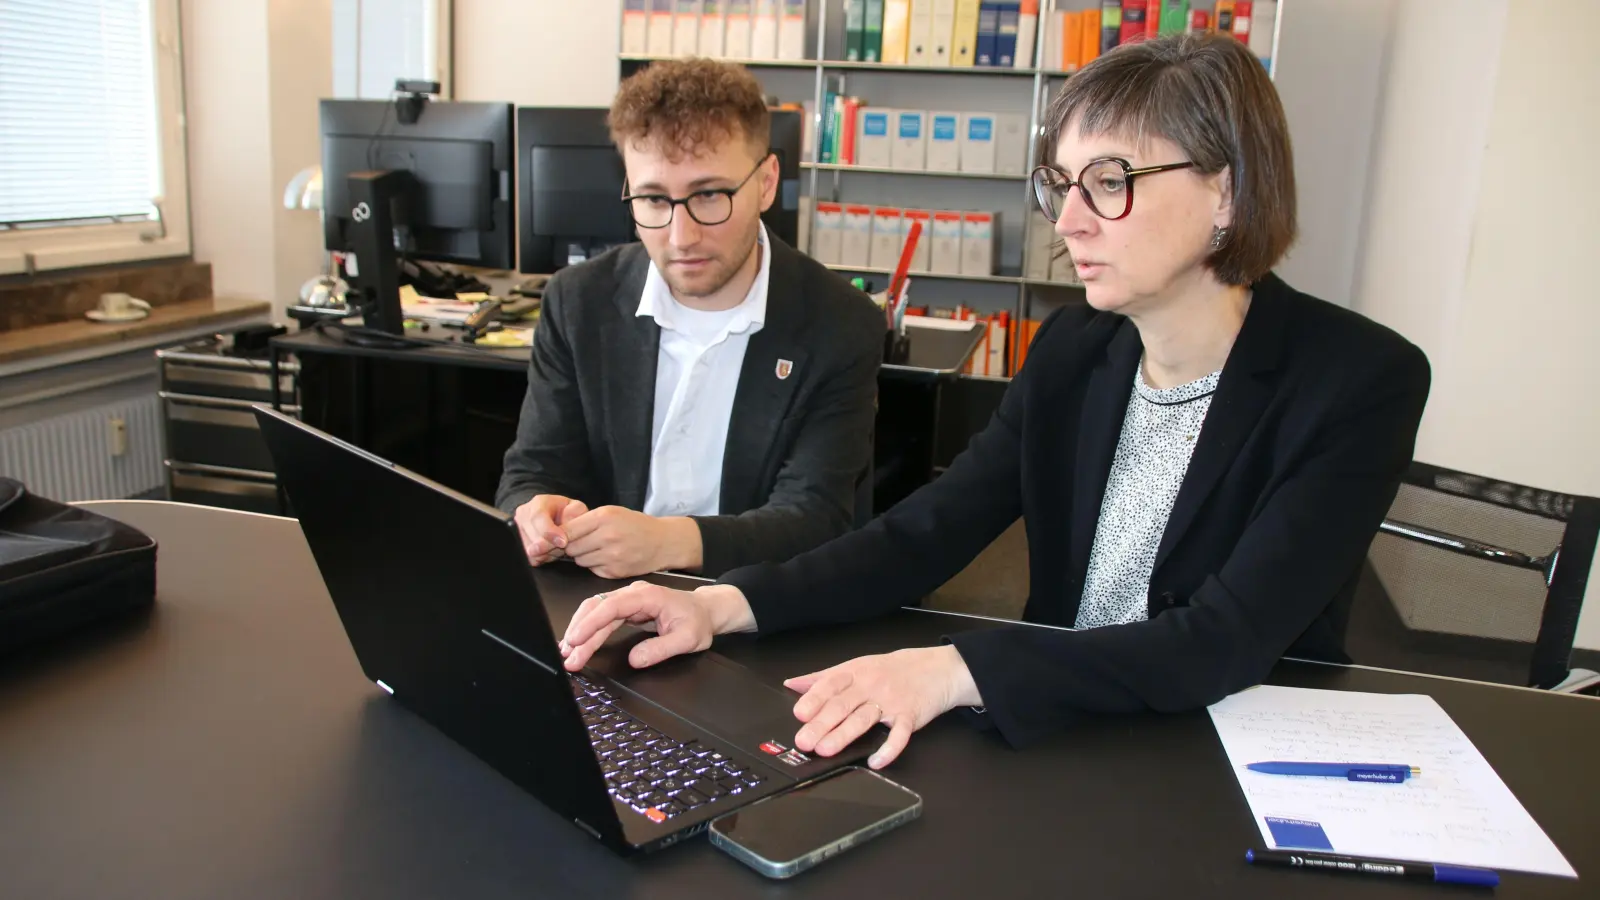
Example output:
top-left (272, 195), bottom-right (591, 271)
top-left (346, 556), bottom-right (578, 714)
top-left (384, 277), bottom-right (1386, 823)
top-left (85, 293), bottom-right (152, 323)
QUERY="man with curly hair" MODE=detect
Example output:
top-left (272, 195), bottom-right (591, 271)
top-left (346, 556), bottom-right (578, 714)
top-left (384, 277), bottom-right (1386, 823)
top-left (497, 58), bottom-right (885, 581)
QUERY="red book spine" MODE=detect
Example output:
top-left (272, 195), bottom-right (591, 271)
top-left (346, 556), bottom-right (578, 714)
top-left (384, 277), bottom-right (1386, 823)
top-left (1231, 1), bottom-right (1253, 43)
top-left (1119, 0), bottom-right (1148, 45)
top-left (840, 99), bottom-right (859, 165)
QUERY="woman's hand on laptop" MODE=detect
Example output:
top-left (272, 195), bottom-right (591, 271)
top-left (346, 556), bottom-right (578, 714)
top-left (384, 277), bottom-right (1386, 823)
top-left (514, 494), bottom-right (589, 565)
top-left (558, 582), bottom-right (757, 671)
top-left (784, 646), bottom-right (983, 770)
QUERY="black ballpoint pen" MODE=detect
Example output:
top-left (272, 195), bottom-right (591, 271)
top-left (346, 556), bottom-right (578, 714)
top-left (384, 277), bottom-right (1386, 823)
top-left (1246, 848), bottom-right (1499, 887)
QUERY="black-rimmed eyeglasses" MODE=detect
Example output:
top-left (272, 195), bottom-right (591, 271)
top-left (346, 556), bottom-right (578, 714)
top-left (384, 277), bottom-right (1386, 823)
top-left (1030, 157), bottom-right (1196, 222)
top-left (621, 153), bottom-right (771, 229)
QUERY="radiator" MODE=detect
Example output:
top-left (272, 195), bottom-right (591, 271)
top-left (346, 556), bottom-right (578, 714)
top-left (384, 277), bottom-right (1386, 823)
top-left (0, 394), bottom-right (165, 502)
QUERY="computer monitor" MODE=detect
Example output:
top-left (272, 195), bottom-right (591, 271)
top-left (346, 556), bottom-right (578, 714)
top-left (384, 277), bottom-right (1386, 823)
top-left (766, 109), bottom-right (802, 248)
top-left (515, 108), bottom-right (635, 276)
top-left (320, 98), bottom-right (514, 334)
top-left (517, 107), bottom-right (803, 275)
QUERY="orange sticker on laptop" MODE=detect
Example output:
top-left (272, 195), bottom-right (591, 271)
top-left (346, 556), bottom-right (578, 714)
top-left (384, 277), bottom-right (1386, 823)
top-left (644, 807), bottom-right (668, 824)
top-left (759, 741), bottom-right (786, 755)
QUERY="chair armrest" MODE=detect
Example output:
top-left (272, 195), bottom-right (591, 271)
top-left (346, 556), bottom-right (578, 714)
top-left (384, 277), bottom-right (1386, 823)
top-left (1379, 518), bottom-right (1551, 577)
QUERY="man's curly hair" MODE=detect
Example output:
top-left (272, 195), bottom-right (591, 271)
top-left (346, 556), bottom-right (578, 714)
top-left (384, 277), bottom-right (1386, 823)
top-left (609, 58), bottom-right (770, 161)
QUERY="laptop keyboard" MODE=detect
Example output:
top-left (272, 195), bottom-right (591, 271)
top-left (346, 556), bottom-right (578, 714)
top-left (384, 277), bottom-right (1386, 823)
top-left (571, 674), bottom-right (768, 824)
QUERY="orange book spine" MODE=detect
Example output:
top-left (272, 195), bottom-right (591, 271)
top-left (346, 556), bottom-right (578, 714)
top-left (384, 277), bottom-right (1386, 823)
top-left (1079, 9), bottom-right (1101, 66)
top-left (1014, 318), bottom-right (1041, 372)
top-left (1064, 7), bottom-right (1083, 71)
top-left (1212, 0), bottom-right (1235, 35)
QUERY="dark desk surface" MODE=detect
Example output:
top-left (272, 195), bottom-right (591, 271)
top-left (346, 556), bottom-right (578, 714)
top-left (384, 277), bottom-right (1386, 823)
top-left (2, 502), bottom-right (1593, 899)
top-left (274, 325), bottom-right (529, 372)
top-left (272, 319), bottom-right (985, 381)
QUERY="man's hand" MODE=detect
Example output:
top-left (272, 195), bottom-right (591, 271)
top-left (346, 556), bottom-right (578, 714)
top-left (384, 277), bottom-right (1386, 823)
top-left (783, 645), bottom-right (982, 770)
top-left (559, 582), bottom-right (756, 671)
top-left (513, 495), bottom-right (589, 565)
top-left (562, 505), bottom-right (702, 579)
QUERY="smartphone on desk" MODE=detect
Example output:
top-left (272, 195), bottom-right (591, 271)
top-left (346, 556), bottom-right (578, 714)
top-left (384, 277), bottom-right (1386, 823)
top-left (709, 766), bottom-right (922, 879)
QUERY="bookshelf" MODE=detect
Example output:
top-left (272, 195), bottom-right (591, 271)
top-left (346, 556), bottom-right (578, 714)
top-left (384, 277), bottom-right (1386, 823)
top-left (619, 3), bottom-right (1072, 380)
top-left (623, 54), bottom-right (1045, 77)
top-left (802, 162), bottom-right (1028, 182)
top-left (818, 58), bottom-right (1041, 77)
top-left (805, 6), bottom-right (1064, 384)
top-left (826, 263), bottom-right (1084, 290)
top-left (620, 54), bottom-right (815, 70)
top-left (618, 2), bottom-right (1283, 378)
top-left (827, 264), bottom-right (1027, 286)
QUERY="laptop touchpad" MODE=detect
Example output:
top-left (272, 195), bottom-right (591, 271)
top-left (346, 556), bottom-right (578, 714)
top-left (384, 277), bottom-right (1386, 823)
top-left (588, 639), bottom-right (803, 751)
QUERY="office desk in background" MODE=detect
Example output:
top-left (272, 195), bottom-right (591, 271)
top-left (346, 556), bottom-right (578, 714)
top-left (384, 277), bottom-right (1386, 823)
top-left (0, 500), bottom-right (1593, 900)
top-left (270, 320), bottom-right (985, 513)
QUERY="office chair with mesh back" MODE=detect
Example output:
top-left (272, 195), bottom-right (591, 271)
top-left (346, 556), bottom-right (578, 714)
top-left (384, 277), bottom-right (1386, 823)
top-left (1347, 462), bottom-right (1600, 692)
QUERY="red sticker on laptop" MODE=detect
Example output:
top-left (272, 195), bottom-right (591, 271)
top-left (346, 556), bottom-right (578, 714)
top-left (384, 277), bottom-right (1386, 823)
top-left (759, 741), bottom-right (787, 755)
top-left (644, 807), bottom-right (668, 824)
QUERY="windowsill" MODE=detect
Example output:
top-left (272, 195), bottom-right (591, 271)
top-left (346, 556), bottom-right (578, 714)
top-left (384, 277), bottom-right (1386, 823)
top-left (0, 298), bottom-right (272, 370)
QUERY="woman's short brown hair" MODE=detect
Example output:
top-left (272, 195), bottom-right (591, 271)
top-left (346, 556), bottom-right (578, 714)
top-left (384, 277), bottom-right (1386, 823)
top-left (609, 58), bottom-right (771, 162)
top-left (1041, 34), bottom-right (1296, 285)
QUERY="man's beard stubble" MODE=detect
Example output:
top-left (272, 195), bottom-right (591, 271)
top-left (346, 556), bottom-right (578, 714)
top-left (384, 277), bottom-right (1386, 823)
top-left (659, 218), bottom-right (762, 300)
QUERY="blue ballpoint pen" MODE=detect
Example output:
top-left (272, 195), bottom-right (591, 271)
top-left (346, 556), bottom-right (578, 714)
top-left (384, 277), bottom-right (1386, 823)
top-left (1246, 762), bottom-right (1421, 783)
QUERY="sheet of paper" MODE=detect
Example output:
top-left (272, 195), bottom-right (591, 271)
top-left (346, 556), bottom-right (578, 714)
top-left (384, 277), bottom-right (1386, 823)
top-left (475, 326), bottom-right (532, 348)
top-left (1208, 685), bottom-right (1576, 878)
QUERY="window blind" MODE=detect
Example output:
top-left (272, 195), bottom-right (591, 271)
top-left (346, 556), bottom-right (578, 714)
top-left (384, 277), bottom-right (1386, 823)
top-left (0, 0), bottom-right (161, 228)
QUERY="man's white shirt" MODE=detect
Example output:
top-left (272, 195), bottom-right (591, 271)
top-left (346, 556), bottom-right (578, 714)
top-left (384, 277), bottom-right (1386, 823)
top-left (637, 224), bottom-right (771, 518)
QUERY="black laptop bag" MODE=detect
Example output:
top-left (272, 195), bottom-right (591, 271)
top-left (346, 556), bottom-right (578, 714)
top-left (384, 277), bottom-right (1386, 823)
top-left (0, 478), bottom-right (156, 655)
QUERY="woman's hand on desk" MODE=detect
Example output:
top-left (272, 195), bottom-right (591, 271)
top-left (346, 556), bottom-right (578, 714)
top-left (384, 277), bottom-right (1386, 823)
top-left (785, 646), bottom-right (983, 770)
top-left (559, 582), bottom-right (756, 671)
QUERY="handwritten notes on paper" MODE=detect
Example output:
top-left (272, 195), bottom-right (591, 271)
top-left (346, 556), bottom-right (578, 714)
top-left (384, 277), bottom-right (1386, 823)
top-left (1208, 686), bottom-right (1575, 878)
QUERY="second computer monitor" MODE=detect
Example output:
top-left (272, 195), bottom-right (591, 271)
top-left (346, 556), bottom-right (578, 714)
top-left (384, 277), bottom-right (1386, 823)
top-left (517, 107), bottom-right (802, 275)
top-left (321, 99), bottom-right (514, 270)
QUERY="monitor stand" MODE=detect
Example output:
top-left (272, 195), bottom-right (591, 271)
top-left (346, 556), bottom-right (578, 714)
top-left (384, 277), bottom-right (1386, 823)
top-left (341, 169), bottom-right (414, 338)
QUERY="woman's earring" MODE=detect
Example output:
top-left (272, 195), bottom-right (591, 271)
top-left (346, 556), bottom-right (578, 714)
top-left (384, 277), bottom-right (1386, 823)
top-left (1210, 226), bottom-right (1229, 250)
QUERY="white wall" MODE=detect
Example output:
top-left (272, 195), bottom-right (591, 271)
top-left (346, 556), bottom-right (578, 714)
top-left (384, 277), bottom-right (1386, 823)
top-left (1447, 2), bottom-right (1600, 651)
top-left (184, 0), bottom-right (332, 317)
top-left (1351, 0), bottom-right (1600, 650)
top-left (452, 0), bottom-right (620, 106)
top-left (269, 0), bottom-right (335, 313)
top-left (1348, 2), bottom-right (1507, 402)
top-left (183, 0), bottom-right (275, 303)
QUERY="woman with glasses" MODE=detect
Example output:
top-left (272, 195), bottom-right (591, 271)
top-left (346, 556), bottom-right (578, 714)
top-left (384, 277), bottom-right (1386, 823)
top-left (560, 35), bottom-right (1430, 769)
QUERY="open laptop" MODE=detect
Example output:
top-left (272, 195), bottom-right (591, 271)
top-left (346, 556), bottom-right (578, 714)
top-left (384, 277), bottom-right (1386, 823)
top-left (254, 407), bottom-right (877, 854)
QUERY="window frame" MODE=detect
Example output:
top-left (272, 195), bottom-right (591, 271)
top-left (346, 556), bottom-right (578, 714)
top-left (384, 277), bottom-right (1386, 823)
top-left (0, 0), bottom-right (191, 274)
